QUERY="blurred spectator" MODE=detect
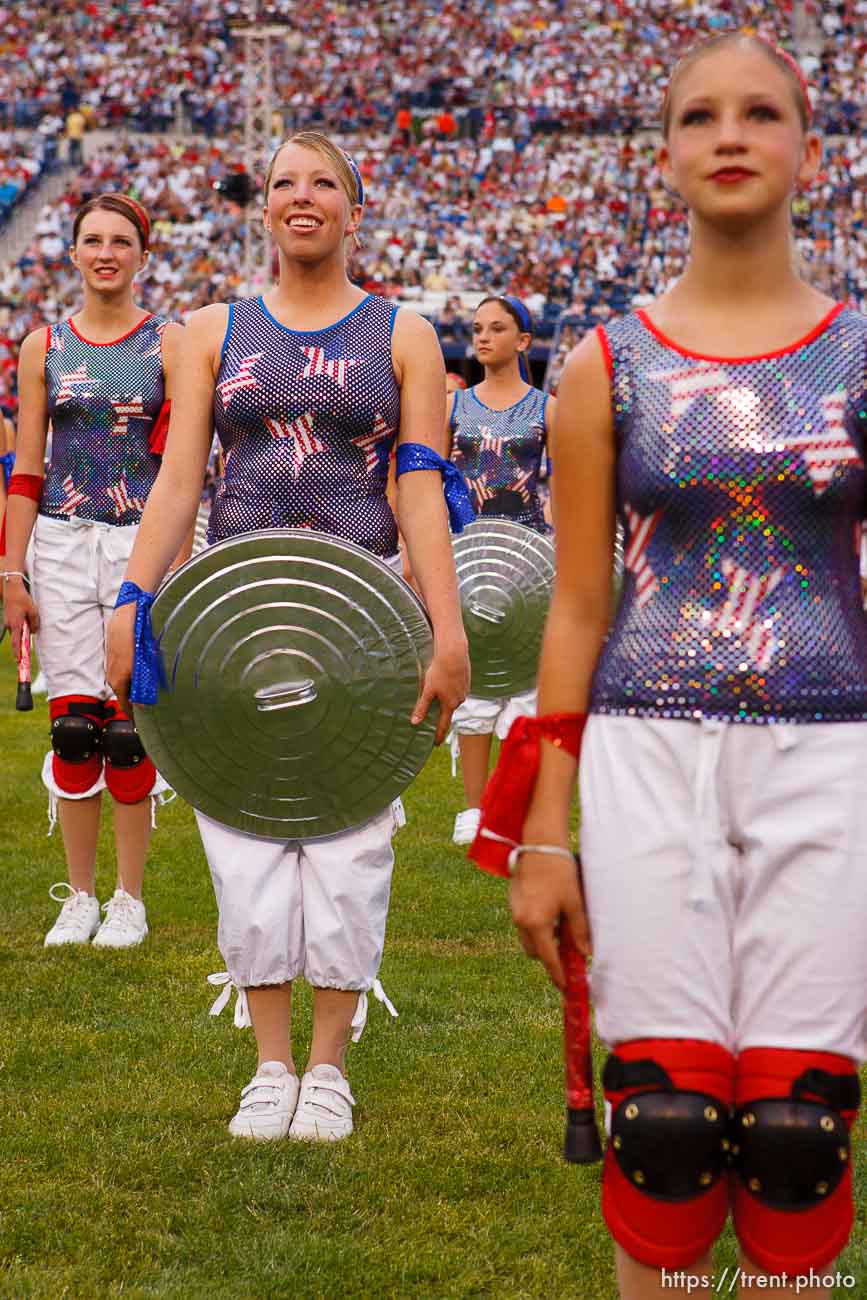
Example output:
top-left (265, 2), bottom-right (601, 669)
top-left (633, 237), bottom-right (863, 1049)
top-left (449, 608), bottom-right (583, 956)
top-left (65, 107), bottom-right (86, 166)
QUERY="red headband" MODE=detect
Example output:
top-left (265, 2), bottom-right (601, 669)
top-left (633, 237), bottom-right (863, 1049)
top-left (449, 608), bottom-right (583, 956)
top-left (662, 33), bottom-right (814, 129)
top-left (755, 36), bottom-right (813, 124)
top-left (112, 194), bottom-right (151, 247)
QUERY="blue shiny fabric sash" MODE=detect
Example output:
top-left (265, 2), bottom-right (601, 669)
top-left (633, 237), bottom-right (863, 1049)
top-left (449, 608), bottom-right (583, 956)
top-left (395, 443), bottom-right (475, 533)
top-left (115, 580), bottom-right (167, 706)
top-left (0, 449), bottom-right (14, 488)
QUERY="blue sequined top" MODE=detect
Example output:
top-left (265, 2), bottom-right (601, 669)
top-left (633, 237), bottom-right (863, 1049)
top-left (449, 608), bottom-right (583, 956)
top-left (210, 294), bottom-right (401, 555)
top-left (41, 316), bottom-right (168, 527)
top-left (450, 385), bottom-right (549, 532)
top-left (591, 305), bottom-right (867, 724)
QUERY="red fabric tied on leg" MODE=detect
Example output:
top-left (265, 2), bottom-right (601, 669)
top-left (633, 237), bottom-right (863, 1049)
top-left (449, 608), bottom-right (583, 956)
top-left (467, 712), bottom-right (587, 877)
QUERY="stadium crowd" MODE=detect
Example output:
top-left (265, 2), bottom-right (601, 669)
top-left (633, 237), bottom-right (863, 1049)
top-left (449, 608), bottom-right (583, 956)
top-left (0, 0), bottom-right (858, 138)
top-left (0, 0), bottom-right (863, 411)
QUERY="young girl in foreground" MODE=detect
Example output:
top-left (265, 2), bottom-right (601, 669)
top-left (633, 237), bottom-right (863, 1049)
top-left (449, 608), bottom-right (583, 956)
top-left (507, 36), bottom-right (867, 1299)
top-left (107, 133), bottom-right (468, 1142)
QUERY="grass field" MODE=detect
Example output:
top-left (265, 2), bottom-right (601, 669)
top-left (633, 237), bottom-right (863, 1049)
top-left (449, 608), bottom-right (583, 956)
top-left (1, 654), bottom-right (866, 1299)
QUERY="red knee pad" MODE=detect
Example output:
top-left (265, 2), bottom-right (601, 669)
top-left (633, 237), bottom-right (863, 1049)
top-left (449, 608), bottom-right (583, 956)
top-left (101, 700), bottom-right (157, 803)
top-left (732, 1047), bottom-right (859, 1273)
top-left (49, 695), bottom-right (105, 794)
top-left (602, 1039), bottom-right (734, 1268)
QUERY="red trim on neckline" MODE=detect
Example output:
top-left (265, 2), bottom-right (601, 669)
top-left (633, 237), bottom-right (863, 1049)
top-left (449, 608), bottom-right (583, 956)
top-left (635, 303), bottom-right (845, 364)
top-left (68, 313), bottom-right (153, 346)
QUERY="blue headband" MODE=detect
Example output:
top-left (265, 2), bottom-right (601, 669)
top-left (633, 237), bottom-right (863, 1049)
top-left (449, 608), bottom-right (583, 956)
top-left (341, 150), bottom-right (364, 205)
top-left (503, 295), bottom-right (532, 334)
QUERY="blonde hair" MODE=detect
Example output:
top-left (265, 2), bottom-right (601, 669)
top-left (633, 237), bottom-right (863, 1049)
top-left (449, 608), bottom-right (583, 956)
top-left (662, 32), bottom-right (812, 139)
top-left (264, 131), bottom-right (360, 208)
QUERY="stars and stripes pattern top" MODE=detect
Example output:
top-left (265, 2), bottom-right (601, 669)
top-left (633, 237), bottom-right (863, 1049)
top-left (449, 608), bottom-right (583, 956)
top-left (590, 305), bottom-right (867, 724)
top-left (449, 385), bottom-right (549, 532)
top-left (41, 314), bottom-right (170, 526)
top-left (210, 295), bottom-right (400, 555)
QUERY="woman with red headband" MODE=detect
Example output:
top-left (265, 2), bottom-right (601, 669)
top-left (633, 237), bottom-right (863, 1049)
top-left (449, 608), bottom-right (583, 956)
top-left (483, 34), bottom-right (867, 1297)
top-left (3, 193), bottom-right (182, 950)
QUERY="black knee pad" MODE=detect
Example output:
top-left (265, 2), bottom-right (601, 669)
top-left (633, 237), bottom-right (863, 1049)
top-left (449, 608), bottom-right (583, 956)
top-left (733, 1047), bottom-right (860, 1273)
top-left (50, 696), bottom-right (106, 762)
top-left (101, 718), bottom-right (147, 769)
top-left (51, 714), bottom-right (101, 762)
top-left (602, 1040), bottom-right (734, 1268)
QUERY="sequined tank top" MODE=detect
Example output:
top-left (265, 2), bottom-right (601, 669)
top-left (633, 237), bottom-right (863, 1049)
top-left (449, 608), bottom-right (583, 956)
top-left (41, 315), bottom-right (169, 526)
top-left (591, 305), bottom-right (867, 724)
top-left (210, 294), bottom-right (401, 555)
top-left (450, 385), bottom-right (549, 532)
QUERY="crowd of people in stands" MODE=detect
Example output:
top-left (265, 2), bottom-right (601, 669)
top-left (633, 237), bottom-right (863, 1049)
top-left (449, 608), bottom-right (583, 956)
top-left (0, 0), bottom-right (861, 138)
top-left (0, 105), bottom-right (864, 412)
top-left (0, 129), bottom-right (48, 230)
top-left (0, 0), bottom-right (863, 410)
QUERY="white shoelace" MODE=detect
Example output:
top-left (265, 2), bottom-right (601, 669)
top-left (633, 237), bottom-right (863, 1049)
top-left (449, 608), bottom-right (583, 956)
top-left (48, 882), bottom-right (96, 931)
top-left (100, 890), bottom-right (141, 932)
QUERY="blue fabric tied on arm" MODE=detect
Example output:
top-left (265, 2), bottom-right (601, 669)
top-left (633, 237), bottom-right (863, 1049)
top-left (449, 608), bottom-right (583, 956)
top-left (395, 443), bottom-right (476, 534)
top-left (0, 449), bottom-right (14, 488)
top-left (115, 580), bottom-right (167, 706)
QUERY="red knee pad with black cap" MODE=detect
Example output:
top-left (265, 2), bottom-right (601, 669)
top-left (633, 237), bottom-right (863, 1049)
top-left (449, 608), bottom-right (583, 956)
top-left (49, 695), bottom-right (105, 793)
top-left (602, 1038), bottom-right (734, 1268)
top-left (732, 1047), bottom-right (859, 1274)
top-left (101, 700), bottom-right (157, 803)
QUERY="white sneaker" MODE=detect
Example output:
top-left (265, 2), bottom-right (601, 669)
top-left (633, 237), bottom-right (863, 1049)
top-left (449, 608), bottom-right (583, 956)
top-left (288, 1064), bottom-right (356, 1142)
top-left (44, 883), bottom-right (101, 947)
top-left (91, 888), bottom-right (148, 949)
top-left (228, 1061), bottom-right (301, 1140)
top-left (452, 807), bottom-right (481, 845)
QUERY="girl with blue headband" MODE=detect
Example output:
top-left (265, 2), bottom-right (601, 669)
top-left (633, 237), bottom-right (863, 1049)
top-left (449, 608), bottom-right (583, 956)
top-left (106, 130), bottom-right (469, 1144)
top-left (448, 294), bottom-right (556, 847)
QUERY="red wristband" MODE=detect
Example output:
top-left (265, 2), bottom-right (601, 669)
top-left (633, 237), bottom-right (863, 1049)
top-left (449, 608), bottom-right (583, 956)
top-left (468, 711), bottom-right (587, 878)
top-left (2, 473), bottom-right (43, 554)
top-left (8, 473), bottom-right (43, 501)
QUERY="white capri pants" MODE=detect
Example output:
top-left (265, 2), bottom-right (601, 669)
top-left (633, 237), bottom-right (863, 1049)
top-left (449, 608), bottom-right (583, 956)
top-left (198, 547), bottom-right (406, 1028)
top-left (197, 801), bottom-right (402, 1001)
top-left (580, 714), bottom-right (867, 1062)
top-left (450, 688), bottom-right (537, 738)
top-left (29, 513), bottom-right (170, 819)
top-left (31, 513), bottom-right (137, 700)
top-left (448, 689), bottom-right (536, 777)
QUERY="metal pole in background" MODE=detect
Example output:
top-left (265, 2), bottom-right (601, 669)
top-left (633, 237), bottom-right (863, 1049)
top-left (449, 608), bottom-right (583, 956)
top-left (230, 18), bottom-right (287, 293)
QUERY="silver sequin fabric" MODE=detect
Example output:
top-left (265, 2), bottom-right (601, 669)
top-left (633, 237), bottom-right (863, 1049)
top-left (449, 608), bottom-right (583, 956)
top-left (591, 305), bottom-right (867, 724)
